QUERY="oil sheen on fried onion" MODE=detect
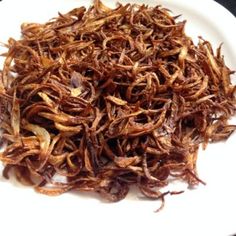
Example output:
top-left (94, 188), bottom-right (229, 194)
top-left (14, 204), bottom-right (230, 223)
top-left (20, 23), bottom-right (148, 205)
top-left (0, 0), bottom-right (236, 203)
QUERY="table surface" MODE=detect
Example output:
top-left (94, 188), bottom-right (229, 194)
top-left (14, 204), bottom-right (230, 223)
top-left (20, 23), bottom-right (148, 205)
top-left (216, 0), bottom-right (236, 16)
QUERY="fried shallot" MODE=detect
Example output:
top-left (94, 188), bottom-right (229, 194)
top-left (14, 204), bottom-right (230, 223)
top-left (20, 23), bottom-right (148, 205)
top-left (0, 0), bottom-right (235, 203)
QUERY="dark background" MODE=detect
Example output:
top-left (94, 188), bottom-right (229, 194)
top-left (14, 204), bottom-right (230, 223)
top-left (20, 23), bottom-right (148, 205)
top-left (215, 0), bottom-right (236, 16)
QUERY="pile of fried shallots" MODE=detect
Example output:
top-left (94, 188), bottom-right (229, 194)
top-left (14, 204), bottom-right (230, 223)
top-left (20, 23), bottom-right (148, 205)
top-left (0, 0), bottom-right (235, 203)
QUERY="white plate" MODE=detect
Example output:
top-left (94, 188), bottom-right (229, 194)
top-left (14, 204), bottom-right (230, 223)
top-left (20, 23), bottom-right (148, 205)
top-left (0, 1), bottom-right (236, 236)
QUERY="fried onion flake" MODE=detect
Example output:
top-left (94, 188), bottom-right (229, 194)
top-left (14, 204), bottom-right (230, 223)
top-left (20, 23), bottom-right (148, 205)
top-left (0, 0), bottom-right (235, 206)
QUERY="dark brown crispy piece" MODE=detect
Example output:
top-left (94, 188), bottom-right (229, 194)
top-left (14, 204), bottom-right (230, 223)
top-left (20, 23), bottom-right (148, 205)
top-left (0, 0), bottom-right (236, 203)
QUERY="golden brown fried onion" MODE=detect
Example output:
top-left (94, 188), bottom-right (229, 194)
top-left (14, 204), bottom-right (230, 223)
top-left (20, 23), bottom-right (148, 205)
top-left (0, 0), bottom-right (236, 202)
